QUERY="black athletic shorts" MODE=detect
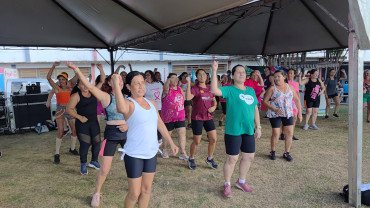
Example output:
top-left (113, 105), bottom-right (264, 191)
top-left (184, 100), bottom-right (193, 107)
top-left (124, 154), bottom-right (157, 178)
top-left (305, 98), bottom-right (320, 108)
top-left (224, 134), bottom-right (255, 155)
top-left (269, 117), bottom-right (294, 128)
top-left (327, 93), bottom-right (338, 99)
top-left (191, 119), bottom-right (216, 135)
top-left (220, 102), bottom-right (226, 114)
top-left (100, 139), bottom-right (126, 156)
top-left (165, 120), bottom-right (186, 131)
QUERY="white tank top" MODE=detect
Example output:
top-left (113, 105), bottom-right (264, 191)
top-left (124, 97), bottom-right (159, 159)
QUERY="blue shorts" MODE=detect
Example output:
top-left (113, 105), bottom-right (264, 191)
top-left (124, 154), bottom-right (157, 178)
top-left (224, 134), bottom-right (255, 155)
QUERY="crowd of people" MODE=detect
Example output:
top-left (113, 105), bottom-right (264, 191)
top-left (45, 61), bottom-right (356, 207)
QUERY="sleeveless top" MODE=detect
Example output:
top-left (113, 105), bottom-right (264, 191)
top-left (267, 84), bottom-right (294, 119)
top-left (304, 78), bottom-right (321, 100)
top-left (56, 91), bottom-right (71, 105)
top-left (288, 81), bottom-right (299, 104)
top-left (124, 97), bottom-right (158, 159)
top-left (161, 86), bottom-right (185, 123)
top-left (75, 91), bottom-right (97, 123)
top-left (364, 82), bottom-right (370, 95)
top-left (105, 94), bottom-right (125, 121)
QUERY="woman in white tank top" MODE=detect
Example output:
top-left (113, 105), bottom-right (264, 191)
top-left (111, 73), bottom-right (178, 208)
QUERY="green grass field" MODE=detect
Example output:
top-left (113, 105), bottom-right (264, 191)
top-left (0, 105), bottom-right (370, 208)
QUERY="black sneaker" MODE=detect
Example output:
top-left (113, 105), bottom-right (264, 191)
top-left (283, 152), bottom-right (293, 162)
top-left (270, 151), bottom-right (276, 160)
top-left (54, 154), bottom-right (60, 164)
top-left (280, 133), bottom-right (285, 140)
top-left (325, 115), bottom-right (329, 119)
top-left (188, 158), bottom-right (196, 170)
top-left (333, 114), bottom-right (339, 118)
top-left (205, 158), bottom-right (218, 169)
top-left (69, 148), bottom-right (79, 156)
top-left (219, 121), bottom-right (222, 126)
top-left (293, 136), bottom-right (299, 141)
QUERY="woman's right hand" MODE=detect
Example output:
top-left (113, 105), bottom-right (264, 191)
top-left (79, 116), bottom-right (88, 123)
top-left (111, 74), bottom-right (121, 85)
top-left (212, 60), bottom-right (218, 72)
top-left (53, 62), bottom-right (60, 67)
top-left (186, 77), bottom-right (191, 83)
top-left (273, 107), bottom-right (284, 115)
top-left (45, 102), bottom-right (50, 108)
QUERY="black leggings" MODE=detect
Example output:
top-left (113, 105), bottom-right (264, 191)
top-left (76, 120), bottom-right (101, 163)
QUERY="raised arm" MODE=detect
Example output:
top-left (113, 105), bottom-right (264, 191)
top-left (298, 72), bottom-right (309, 86)
top-left (96, 64), bottom-right (106, 89)
top-left (47, 62), bottom-right (61, 93)
top-left (67, 62), bottom-right (110, 107)
top-left (186, 77), bottom-right (194, 101)
top-left (256, 71), bottom-right (264, 86)
top-left (69, 74), bottom-right (78, 86)
top-left (162, 78), bottom-right (171, 98)
top-left (128, 63), bottom-right (133, 72)
top-left (114, 65), bottom-right (125, 74)
top-left (210, 61), bottom-right (222, 96)
top-left (339, 69), bottom-right (347, 81)
top-left (111, 74), bottom-right (130, 116)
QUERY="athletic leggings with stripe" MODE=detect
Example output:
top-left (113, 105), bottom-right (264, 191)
top-left (75, 120), bottom-right (101, 163)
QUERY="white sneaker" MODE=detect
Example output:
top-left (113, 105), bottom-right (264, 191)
top-left (302, 124), bottom-right (309, 130)
top-left (179, 153), bottom-right (188, 161)
top-left (309, 124), bottom-right (319, 130)
top-left (161, 149), bottom-right (169, 159)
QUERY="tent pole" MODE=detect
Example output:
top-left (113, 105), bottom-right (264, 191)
top-left (109, 48), bottom-right (115, 74)
top-left (347, 14), bottom-right (364, 208)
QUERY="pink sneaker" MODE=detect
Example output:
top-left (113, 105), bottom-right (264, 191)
top-left (223, 184), bottom-right (232, 197)
top-left (91, 192), bottom-right (101, 207)
top-left (235, 181), bottom-right (253, 193)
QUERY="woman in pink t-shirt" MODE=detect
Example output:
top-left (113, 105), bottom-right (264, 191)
top-left (250, 71), bottom-right (265, 109)
top-left (161, 73), bottom-right (188, 160)
top-left (186, 69), bottom-right (218, 170)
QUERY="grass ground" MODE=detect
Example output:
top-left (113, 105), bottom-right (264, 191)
top-left (0, 104), bottom-right (369, 208)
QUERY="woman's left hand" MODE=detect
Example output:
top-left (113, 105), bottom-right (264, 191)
top-left (208, 106), bottom-right (216, 113)
top-left (116, 124), bottom-right (128, 132)
top-left (254, 128), bottom-right (261, 139)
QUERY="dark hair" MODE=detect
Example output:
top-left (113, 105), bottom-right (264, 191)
top-left (126, 71), bottom-right (145, 85)
top-left (95, 75), bottom-right (101, 86)
top-left (231, 65), bottom-right (245, 76)
top-left (101, 75), bottom-right (113, 94)
top-left (288, 68), bottom-right (296, 74)
top-left (274, 70), bottom-right (288, 83)
top-left (179, 72), bottom-right (187, 80)
top-left (310, 69), bottom-right (317, 74)
top-left (145, 70), bottom-right (156, 83)
top-left (227, 70), bottom-right (231, 75)
top-left (71, 79), bottom-right (80, 95)
top-left (195, 69), bottom-right (206, 77)
top-left (167, 73), bottom-right (177, 79)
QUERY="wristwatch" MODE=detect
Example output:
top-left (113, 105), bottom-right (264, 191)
top-left (256, 125), bottom-right (262, 129)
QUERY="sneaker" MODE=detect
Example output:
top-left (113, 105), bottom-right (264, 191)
top-left (188, 158), bottom-right (196, 170)
top-left (325, 115), bottom-right (329, 119)
top-left (283, 152), bottom-right (293, 162)
top-left (280, 133), bottom-right (285, 140)
top-left (63, 129), bottom-right (71, 137)
top-left (223, 184), bottom-right (232, 197)
top-left (293, 136), bottom-right (299, 141)
top-left (219, 120), bottom-right (222, 126)
top-left (302, 124), bottom-right (309, 130)
top-left (187, 123), bottom-right (192, 129)
top-left (80, 163), bottom-right (88, 175)
top-left (54, 154), bottom-right (60, 164)
top-left (179, 153), bottom-right (189, 161)
top-left (88, 161), bottom-right (100, 170)
top-left (161, 149), bottom-right (169, 159)
top-left (333, 114), bottom-right (339, 118)
top-left (270, 151), bottom-right (276, 160)
top-left (205, 158), bottom-right (218, 169)
top-left (91, 192), bottom-right (101, 207)
top-left (0, 151), bottom-right (2, 158)
top-left (235, 181), bottom-right (253, 193)
top-left (309, 124), bottom-right (319, 130)
top-left (69, 148), bottom-right (79, 156)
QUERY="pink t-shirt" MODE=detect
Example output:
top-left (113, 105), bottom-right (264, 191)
top-left (244, 79), bottom-right (258, 90)
top-left (161, 86), bottom-right (185, 123)
top-left (191, 85), bottom-right (214, 121)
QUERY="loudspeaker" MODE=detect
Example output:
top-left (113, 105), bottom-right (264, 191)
top-left (26, 85), bottom-right (41, 94)
top-left (13, 104), bottom-right (51, 128)
top-left (12, 93), bottom-right (49, 104)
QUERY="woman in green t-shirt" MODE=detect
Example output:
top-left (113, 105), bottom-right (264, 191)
top-left (210, 61), bottom-right (262, 198)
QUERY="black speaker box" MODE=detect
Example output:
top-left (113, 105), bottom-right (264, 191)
top-left (13, 104), bottom-right (51, 128)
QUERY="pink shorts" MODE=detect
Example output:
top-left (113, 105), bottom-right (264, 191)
top-left (97, 101), bottom-right (106, 116)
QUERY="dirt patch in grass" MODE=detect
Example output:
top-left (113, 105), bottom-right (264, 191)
top-left (0, 105), bottom-right (369, 207)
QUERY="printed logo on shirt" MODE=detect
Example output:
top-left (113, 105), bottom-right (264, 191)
top-left (201, 96), bottom-right (213, 101)
top-left (239, 94), bottom-right (254, 105)
top-left (174, 94), bottom-right (184, 111)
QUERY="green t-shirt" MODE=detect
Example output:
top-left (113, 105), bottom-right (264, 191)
top-left (219, 86), bottom-right (257, 135)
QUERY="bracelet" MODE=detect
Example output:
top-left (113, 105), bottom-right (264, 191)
top-left (73, 67), bottom-right (80, 73)
top-left (256, 126), bottom-right (262, 129)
